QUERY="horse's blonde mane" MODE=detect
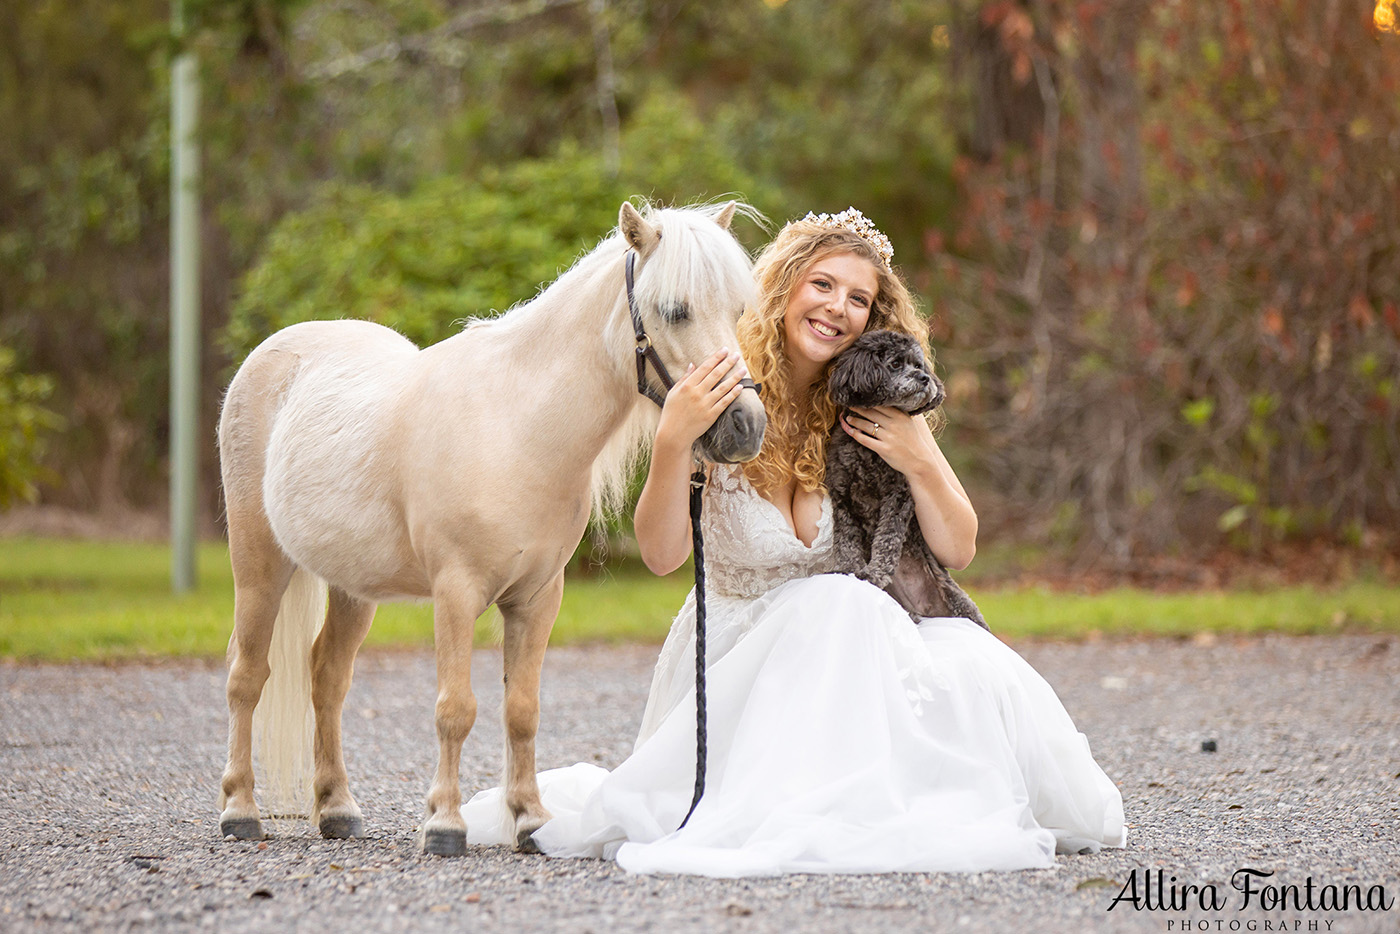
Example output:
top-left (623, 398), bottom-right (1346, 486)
top-left (593, 202), bottom-right (758, 520)
top-left (466, 200), bottom-right (758, 521)
top-left (627, 202), bottom-right (759, 327)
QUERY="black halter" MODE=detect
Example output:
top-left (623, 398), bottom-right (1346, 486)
top-left (623, 248), bottom-right (757, 831)
top-left (625, 251), bottom-right (675, 408)
top-left (625, 250), bottom-right (759, 407)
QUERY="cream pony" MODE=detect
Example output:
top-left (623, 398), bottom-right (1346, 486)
top-left (215, 201), bottom-right (763, 856)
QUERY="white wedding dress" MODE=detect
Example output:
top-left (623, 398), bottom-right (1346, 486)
top-left (462, 464), bottom-right (1125, 876)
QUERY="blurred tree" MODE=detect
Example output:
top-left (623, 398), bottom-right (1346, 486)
top-left (646, 0), bottom-right (959, 259)
top-left (6, 0), bottom-right (1397, 561)
top-left (936, 0), bottom-right (1400, 558)
top-left (0, 0), bottom-right (171, 513)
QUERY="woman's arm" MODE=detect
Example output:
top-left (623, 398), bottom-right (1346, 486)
top-left (635, 349), bottom-right (749, 575)
top-left (840, 406), bottom-right (978, 570)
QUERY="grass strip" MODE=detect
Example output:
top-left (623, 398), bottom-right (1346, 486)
top-left (2, 538), bottom-right (1396, 661)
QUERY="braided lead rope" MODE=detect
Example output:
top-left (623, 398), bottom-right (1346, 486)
top-left (678, 464), bottom-right (708, 829)
top-left (622, 249), bottom-right (722, 831)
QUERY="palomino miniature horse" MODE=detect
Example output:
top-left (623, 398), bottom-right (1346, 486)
top-left (217, 201), bottom-right (764, 856)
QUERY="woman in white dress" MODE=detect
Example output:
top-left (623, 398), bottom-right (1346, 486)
top-left (462, 210), bottom-right (1126, 876)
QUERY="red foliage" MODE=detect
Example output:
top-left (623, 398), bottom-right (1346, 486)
top-left (935, 0), bottom-right (1400, 556)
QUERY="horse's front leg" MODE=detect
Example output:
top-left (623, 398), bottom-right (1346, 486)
top-left (498, 571), bottom-right (565, 852)
top-left (422, 571), bottom-right (489, 856)
top-left (311, 587), bottom-right (376, 839)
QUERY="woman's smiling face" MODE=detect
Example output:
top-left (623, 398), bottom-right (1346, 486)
top-left (782, 251), bottom-right (879, 379)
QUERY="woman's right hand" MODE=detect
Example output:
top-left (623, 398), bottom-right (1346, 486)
top-left (655, 349), bottom-right (749, 453)
top-left (636, 349), bottom-right (748, 575)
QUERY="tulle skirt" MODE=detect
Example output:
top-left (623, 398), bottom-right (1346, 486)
top-left (462, 574), bottom-right (1125, 876)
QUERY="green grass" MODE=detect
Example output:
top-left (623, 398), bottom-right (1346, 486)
top-left (975, 584), bottom-right (1400, 639)
top-left (0, 537), bottom-right (693, 661)
top-left (1, 537), bottom-right (1397, 661)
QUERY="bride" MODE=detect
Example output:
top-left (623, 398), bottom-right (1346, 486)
top-left (462, 209), bottom-right (1126, 876)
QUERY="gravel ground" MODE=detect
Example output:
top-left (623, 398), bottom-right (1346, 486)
top-left (2, 635), bottom-right (1398, 934)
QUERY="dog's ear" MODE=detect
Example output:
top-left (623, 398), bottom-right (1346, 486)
top-left (828, 346), bottom-right (885, 407)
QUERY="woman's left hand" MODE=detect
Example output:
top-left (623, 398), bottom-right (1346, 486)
top-left (840, 405), bottom-right (932, 478)
top-left (841, 403), bottom-right (979, 570)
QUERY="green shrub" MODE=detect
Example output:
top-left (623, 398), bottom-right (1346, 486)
top-left (0, 346), bottom-right (62, 509)
top-left (225, 92), bottom-right (780, 363)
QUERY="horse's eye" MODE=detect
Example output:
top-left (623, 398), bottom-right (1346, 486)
top-left (660, 301), bottom-right (690, 323)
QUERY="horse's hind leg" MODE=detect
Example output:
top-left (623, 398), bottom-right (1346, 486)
top-left (311, 587), bottom-right (376, 839)
top-left (499, 572), bottom-right (565, 852)
top-left (421, 570), bottom-right (489, 856)
top-left (219, 515), bottom-right (294, 841)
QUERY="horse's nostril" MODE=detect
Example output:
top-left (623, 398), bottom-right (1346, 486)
top-left (704, 405), bottom-right (765, 462)
top-left (737, 408), bottom-right (765, 444)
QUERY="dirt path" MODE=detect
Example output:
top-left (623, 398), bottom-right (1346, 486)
top-left (2, 635), bottom-right (1398, 933)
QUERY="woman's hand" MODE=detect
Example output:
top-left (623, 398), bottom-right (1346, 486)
top-left (840, 405), bottom-right (979, 571)
top-left (655, 349), bottom-right (749, 453)
top-left (840, 405), bottom-right (929, 478)
top-left (636, 349), bottom-right (748, 576)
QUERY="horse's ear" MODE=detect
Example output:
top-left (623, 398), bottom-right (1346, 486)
top-left (715, 201), bottom-right (738, 230)
top-left (620, 202), bottom-right (661, 257)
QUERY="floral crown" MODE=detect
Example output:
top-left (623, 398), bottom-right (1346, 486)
top-left (800, 207), bottom-right (894, 269)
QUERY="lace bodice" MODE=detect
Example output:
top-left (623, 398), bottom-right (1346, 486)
top-left (702, 463), bottom-right (835, 598)
top-left (636, 464), bottom-right (836, 745)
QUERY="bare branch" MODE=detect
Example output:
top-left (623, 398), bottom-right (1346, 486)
top-left (305, 0), bottom-right (585, 80)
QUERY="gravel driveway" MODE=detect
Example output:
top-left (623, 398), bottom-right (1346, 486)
top-left (2, 635), bottom-right (1398, 933)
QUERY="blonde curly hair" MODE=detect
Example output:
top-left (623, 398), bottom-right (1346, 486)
top-left (737, 217), bottom-right (936, 496)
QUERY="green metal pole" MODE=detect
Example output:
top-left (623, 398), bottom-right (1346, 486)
top-left (170, 0), bottom-right (200, 592)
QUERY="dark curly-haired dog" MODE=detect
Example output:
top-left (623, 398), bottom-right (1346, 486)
top-left (825, 330), bottom-right (988, 629)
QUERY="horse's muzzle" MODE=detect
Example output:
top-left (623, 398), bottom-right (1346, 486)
top-left (696, 390), bottom-right (767, 464)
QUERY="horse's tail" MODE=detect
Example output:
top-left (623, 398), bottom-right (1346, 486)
top-left (252, 565), bottom-right (328, 817)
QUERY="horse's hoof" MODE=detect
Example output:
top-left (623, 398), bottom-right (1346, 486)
top-left (220, 816), bottom-right (264, 841)
top-left (515, 827), bottom-right (542, 854)
top-left (422, 827), bottom-right (467, 857)
top-left (319, 815), bottom-right (365, 840)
